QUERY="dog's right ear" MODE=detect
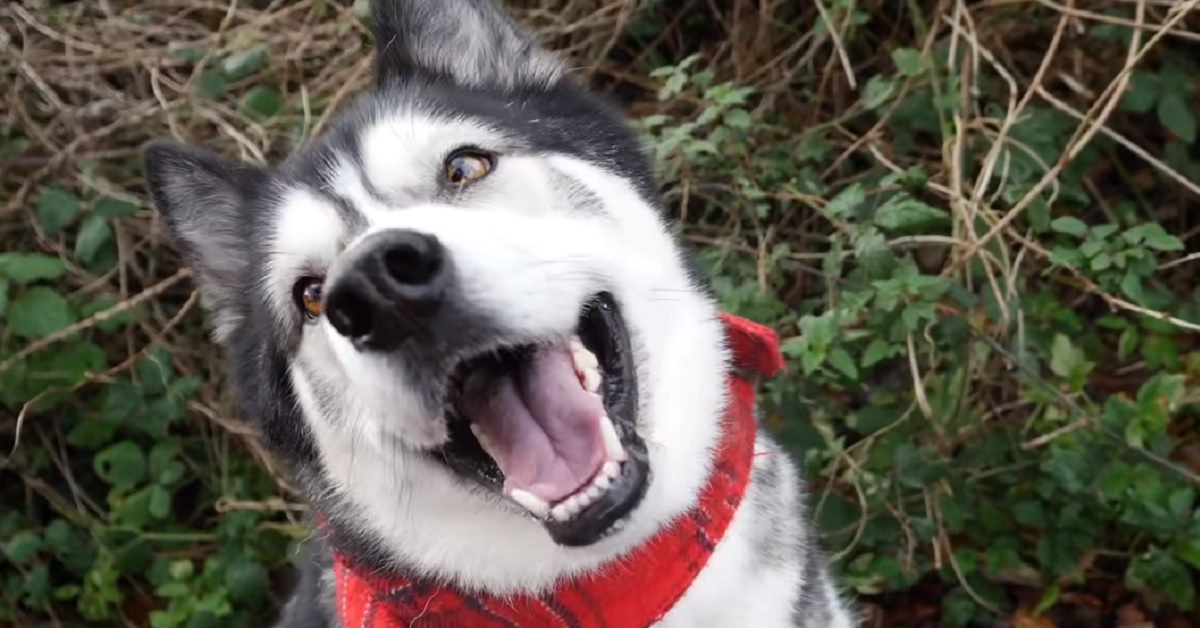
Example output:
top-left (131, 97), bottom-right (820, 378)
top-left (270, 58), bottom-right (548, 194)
top-left (142, 140), bottom-right (264, 342)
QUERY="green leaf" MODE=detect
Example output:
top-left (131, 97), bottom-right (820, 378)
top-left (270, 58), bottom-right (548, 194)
top-left (93, 197), bottom-right (138, 219)
top-left (221, 45), bottom-right (269, 80)
top-left (167, 41), bottom-right (208, 63)
top-left (1138, 223), bottom-right (1185, 252)
top-left (36, 186), bottom-right (82, 236)
top-left (1049, 333), bottom-right (1083, 379)
top-left (891, 48), bottom-right (923, 77)
top-left (723, 108), bottom-right (751, 129)
top-left (0, 279), bottom-right (8, 317)
top-left (3, 531), bottom-right (42, 564)
top-left (194, 69), bottom-right (227, 101)
top-left (1157, 90), bottom-right (1197, 144)
top-left (862, 338), bottom-right (895, 368)
top-left (6, 287), bottom-right (75, 339)
top-left (0, 253), bottom-right (66, 285)
top-left (861, 75), bottom-right (895, 111)
top-left (1119, 272), bottom-right (1145, 302)
top-left (1176, 537), bottom-right (1200, 572)
top-left (148, 485), bottom-right (172, 519)
top-left (828, 347), bottom-right (859, 380)
top-left (1050, 216), bottom-right (1088, 237)
top-left (825, 183), bottom-right (866, 220)
top-left (74, 214), bottom-right (113, 265)
top-left (1119, 71), bottom-right (1159, 113)
top-left (873, 198), bottom-right (950, 233)
top-left (223, 560), bottom-right (270, 604)
top-left (240, 85), bottom-right (285, 120)
top-left (94, 441), bottom-right (147, 492)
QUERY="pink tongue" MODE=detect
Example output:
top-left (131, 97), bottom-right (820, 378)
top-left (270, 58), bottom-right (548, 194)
top-left (461, 345), bottom-right (606, 503)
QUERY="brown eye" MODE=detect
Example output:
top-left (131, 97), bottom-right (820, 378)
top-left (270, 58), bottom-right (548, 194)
top-left (294, 277), bottom-right (324, 320)
top-left (445, 150), bottom-right (493, 185)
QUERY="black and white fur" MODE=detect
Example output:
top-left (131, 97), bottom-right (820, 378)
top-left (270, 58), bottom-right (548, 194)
top-left (142, 0), bottom-right (855, 625)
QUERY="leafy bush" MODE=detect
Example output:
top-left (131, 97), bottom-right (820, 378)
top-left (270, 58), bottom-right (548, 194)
top-left (2, 1), bottom-right (1198, 626)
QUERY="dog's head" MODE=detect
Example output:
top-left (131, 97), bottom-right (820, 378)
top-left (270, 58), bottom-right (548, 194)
top-left (144, 0), bottom-right (730, 585)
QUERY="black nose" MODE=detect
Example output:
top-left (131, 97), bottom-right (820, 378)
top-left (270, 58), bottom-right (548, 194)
top-left (324, 229), bottom-right (450, 349)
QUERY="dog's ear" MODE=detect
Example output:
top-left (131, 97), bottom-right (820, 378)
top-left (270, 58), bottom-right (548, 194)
top-left (370, 0), bottom-right (564, 90)
top-left (142, 140), bottom-right (264, 342)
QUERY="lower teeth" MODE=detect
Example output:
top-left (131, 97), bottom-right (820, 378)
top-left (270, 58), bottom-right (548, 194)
top-left (507, 458), bottom-right (625, 522)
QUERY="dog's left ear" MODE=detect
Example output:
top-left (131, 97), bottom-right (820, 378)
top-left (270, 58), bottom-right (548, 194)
top-left (142, 140), bottom-right (266, 343)
top-left (369, 0), bottom-right (564, 90)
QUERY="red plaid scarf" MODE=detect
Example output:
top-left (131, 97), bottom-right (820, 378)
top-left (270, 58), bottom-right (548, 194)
top-left (330, 312), bottom-right (785, 628)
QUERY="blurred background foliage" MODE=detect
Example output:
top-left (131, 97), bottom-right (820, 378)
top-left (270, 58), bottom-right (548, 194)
top-left (1, 0), bottom-right (1199, 626)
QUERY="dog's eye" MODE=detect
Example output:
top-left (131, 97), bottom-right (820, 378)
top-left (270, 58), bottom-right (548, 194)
top-left (445, 150), bottom-right (493, 185)
top-left (293, 277), bottom-right (325, 320)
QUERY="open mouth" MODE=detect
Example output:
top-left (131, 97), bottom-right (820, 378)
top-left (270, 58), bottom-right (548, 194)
top-left (435, 292), bottom-right (648, 547)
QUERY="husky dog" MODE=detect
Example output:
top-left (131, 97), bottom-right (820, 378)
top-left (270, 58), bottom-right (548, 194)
top-left (142, 0), bottom-right (854, 626)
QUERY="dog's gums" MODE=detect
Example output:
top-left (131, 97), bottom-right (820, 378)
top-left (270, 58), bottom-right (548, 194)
top-left (436, 293), bottom-right (649, 546)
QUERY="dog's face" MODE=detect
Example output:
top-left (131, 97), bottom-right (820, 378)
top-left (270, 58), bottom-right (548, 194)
top-left (144, 0), bottom-right (729, 583)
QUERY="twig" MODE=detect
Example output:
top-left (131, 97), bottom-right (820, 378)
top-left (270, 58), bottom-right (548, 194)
top-left (0, 268), bottom-right (193, 374)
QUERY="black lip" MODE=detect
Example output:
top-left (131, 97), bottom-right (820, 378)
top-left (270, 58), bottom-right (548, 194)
top-left (434, 292), bottom-right (648, 547)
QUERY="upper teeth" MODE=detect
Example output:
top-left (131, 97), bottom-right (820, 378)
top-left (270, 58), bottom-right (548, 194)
top-left (598, 414), bottom-right (628, 462)
top-left (570, 337), bottom-right (602, 394)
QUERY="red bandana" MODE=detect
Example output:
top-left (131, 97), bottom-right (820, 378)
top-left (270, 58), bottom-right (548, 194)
top-left (329, 312), bottom-right (785, 628)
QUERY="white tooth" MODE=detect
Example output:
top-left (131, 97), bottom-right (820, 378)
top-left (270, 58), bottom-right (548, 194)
top-left (603, 460), bottom-right (621, 479)
top-left (585, 484), bottom-right (603, 500)
top-left (576, 490), bottom-right (593, 507)
top-left (598, 416), bottom-right (627, 461)
top-left (570, 339), bottom-right (599, 370)
top-left (565, 495), bottom-right (582, 515)
top-left (593, 473), bottom-right (611, 490)
top-left (582, 367), bottom-right (601, 393)
top-left (510, 489), bottom-right (550, 519)
top-left (551, 504), bottom-right (572, 522)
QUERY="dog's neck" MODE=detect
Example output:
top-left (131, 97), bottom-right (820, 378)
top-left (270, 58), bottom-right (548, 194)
top-left (317, 313), bottom-right (785, 628)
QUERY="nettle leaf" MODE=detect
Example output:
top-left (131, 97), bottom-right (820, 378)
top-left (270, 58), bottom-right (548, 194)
top-left (93, 197), bottom-right (138, 219)
top-left (1126, 550), bottom-right (1196, 611)
top-left (1157, 90), bottom-right (1197, 144)
top-left (148, 485), bottom-right (172, 520)
top-left (194, 69), bottom-right (228, 100)
top-left (0, 253), bottom-right (67, 284)
top-left (223, 559), bottom-right (270, 604)
top-left (891, 47), bottom-right (923, 77)
top-left (221, 44), bottom-right (269, 80)
top-left (1050, 216), bottom-right (1088, 237)
top-left (3, 530), bottom-right (43, 564)
top-left (240, 85), bottom-right (285, 120)
top-left (74, 214), bottom-right (113, 265)
top-left (167, 41), bottom-right (208, 63)
top-left (873, 197), bottom-right (950, 233)
top-left (828, 347), bottom-right (859, 380)
top-left (36, 186), bottom-right (82, 236)
top-left (6, 287), bottom-right (76, 339)
top-left (1135, 223), bottom-right (1185, 252)
top-left (862, 338), bottom-right (898, 368)
top-left (1049, 333), bottom-right (1089, 381)
top-left (824, 183), bottom-right (866, 220)
top-left (1119, 71), bottom-right (1159, 114)
top-left (861, 75), bottom-right (895, 111)
top-left (94, 441), bottom-right (147, 492)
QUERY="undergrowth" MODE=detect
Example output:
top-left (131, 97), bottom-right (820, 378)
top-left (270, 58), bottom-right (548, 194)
top-left (2, 1), bottom-right (1199, 626)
